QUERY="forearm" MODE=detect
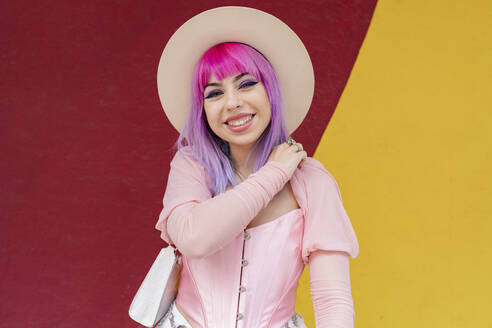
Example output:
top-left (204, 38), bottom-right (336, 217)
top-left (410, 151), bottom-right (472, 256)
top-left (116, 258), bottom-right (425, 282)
top-left (309, 250), bottom-right (355, 328)
top-left (167, 161), bottom-right (289, 258)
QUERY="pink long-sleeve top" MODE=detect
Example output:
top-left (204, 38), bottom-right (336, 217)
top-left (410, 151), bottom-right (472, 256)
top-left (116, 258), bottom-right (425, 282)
top-left (155, 146), bottom-right (359, 328)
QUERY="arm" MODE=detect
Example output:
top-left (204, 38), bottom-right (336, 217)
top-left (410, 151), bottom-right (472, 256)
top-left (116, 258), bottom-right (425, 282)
top-left (165, 157), bottom-right (290, 258)
top-left (309, 250), bottom-right (355, 328)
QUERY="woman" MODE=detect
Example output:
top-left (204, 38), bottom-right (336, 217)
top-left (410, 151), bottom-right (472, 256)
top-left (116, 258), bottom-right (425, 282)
top-left (155, 7), bottom-right (359, 328)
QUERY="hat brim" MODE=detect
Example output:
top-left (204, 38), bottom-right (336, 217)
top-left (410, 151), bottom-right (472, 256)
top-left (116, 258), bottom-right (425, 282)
top-left (157, 6), bottom-right (314, 134)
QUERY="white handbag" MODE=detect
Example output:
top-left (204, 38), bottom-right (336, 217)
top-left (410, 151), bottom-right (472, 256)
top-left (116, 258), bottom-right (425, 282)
top-left (129, 246), bottom-right (182, 327)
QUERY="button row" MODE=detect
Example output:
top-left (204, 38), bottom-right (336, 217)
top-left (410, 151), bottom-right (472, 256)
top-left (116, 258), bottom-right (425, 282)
top-left (238, 231), bottom-right (250, 323)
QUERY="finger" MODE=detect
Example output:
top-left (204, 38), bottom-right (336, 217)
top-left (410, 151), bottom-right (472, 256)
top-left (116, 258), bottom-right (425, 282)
top-left (279, 142), bottom-right (290, 149)
top-left (291, 142), bottom-right (302, 152)
top-left (298, 158), bottom-right (305, 168)
top-left (287, 144), bottom-right (300, 153)
top-left (297, 155), bottom-right (307, 168)
top-left (290, 143), bottom-right (303, 153)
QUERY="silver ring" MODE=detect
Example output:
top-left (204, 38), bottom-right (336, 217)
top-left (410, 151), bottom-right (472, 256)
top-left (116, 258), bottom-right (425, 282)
top-left (287, 137), bottom-right (295, 145)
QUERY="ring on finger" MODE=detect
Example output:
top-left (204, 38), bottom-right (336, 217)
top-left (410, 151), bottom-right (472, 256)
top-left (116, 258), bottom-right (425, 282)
top-left (287, 137), bottom-right (295, 145)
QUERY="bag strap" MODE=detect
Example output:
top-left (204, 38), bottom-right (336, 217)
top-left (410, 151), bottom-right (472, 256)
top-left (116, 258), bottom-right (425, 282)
top-left (169, 243), bottom-right (182, 264)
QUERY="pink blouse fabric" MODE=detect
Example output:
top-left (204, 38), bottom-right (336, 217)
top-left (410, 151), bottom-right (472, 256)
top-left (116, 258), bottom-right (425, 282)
top-left (155, 146), bottom-right (359, 327)
top-left (309, 251), bottom-right (355, 327)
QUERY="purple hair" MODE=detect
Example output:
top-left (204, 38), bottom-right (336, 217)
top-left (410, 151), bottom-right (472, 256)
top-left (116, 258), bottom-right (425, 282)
top-left (175, 42), bottom-right (289, 196)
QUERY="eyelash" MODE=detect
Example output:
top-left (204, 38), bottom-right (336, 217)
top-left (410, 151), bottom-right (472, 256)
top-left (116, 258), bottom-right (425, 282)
top-left (239, 80), bottom-right (258, 89)
top-left (205, 80), bottom-right (259, 99)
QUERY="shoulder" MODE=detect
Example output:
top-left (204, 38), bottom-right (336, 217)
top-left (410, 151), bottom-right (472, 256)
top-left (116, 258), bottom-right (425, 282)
top-left (168, 146), bottom-right (202, 174)
top-left (171, 146), bottom-right (200, 168)
top-left (298, 157), bottom-right (337, 183)
top-left (296, 157), bottom-right (344, 197)
top-left (170, 146), bottom-right (210, 184)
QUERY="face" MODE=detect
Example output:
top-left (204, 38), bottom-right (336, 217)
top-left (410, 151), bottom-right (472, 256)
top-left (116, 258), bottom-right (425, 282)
top-left (203, 72), bottom-right (272, 149)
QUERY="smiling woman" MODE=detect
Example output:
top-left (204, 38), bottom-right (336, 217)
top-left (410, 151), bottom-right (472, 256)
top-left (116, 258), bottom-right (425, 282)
top-left (178, 42), bottom-right (288, 194)
top-left (146, 6), bottom-right (359, 328)
top-left (204, 72), bottom-right (268, 136)
top-left (203, 70), bottom-right (272, 152)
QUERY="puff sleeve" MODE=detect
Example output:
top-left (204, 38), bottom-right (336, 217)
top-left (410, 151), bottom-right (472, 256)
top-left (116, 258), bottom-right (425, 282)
top-left (301, 158), bottom-right (359, 265)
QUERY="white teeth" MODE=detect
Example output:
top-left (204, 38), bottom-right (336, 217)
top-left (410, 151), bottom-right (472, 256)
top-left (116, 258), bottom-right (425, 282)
top-left (228, 115), bottom-right (253, 126)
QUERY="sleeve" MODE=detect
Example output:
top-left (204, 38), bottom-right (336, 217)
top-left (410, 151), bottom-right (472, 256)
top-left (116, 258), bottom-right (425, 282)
top-left (155, 147), bottom-right (291, 258)
top-left (154, 148), bottom-right (212, 246)
top-left (301, 158), bottom-right (359, 265)
top-left (309, 250), bottom-right (355, 327)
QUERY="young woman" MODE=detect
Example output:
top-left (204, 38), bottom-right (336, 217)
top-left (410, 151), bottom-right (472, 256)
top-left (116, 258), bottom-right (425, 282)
top-left (154, 7), bottom-right (359, 328)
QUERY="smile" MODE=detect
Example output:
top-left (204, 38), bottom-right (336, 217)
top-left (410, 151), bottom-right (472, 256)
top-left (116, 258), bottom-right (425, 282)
top-left (225, 114), bottom-right (256, 133)
top-left (227, 114), bottom-right (254, 126)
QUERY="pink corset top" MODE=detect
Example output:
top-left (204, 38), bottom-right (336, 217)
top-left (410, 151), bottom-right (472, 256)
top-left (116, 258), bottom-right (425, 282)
top-left (155, 147), bottom-right (360, 327)
top-left (176, 208), bottom-right (305, 328)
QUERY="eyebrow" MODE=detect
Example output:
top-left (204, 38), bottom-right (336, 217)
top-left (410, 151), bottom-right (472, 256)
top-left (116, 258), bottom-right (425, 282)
top-left (204, 72), bottom-right (249, 89)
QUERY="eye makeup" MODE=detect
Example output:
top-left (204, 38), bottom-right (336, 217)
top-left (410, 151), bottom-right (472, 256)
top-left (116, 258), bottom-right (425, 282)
top-left (238, 80), bottom-right (259, 89)
top-left (205, 89), bottom-right (222, 99)
top-left (203, 76), bottom-right (259, 99)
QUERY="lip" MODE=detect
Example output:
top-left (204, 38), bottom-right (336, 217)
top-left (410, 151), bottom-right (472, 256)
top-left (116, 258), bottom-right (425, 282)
top-left (224, 112), bottom-right (254, 124)
top-left (225, 114), bottom-right (255, 133)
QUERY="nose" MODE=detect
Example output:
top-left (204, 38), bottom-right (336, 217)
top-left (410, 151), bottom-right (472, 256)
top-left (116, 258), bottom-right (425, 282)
top-left (225, 89), bottom-right (242, 111)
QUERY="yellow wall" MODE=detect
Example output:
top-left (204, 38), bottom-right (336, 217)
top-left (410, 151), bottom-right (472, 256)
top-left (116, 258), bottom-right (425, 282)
top-left (296, 1), bottom-right (492, 326)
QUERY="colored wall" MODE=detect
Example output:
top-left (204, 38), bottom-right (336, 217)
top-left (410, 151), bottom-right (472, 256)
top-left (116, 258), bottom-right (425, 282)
top-left (2, 1), bottom-right (491, 327)
top-left (296, 1), bottom-right (492, 327)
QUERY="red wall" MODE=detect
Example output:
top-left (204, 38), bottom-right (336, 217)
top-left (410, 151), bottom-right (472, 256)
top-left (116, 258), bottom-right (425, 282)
top-left (0, 1), bottom-right (376, 326)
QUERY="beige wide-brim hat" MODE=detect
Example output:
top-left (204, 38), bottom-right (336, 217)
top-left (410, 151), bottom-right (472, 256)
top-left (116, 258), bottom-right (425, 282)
top-left (157, 6), bottom-right (314, 134)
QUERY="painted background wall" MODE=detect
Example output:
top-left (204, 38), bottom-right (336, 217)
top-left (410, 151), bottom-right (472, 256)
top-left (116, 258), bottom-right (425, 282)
top-left (2, 1), bottom-right (491, 327)
top-left (296, 1), bottom-right (492, 327)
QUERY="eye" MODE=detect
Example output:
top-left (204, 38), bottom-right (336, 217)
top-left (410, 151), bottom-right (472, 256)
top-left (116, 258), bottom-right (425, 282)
top-left (239, 80), bottom-right (258, 89)
top-left (205, 90), bottom-right (223, 99)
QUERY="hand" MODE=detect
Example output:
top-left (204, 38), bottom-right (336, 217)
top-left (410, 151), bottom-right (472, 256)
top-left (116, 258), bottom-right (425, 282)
top-left (267, 141), bottom-right (307, 178)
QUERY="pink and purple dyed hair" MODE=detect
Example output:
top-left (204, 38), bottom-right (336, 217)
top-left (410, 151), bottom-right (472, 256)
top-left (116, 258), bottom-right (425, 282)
top-left (175, 42), bottom-right (289, 196)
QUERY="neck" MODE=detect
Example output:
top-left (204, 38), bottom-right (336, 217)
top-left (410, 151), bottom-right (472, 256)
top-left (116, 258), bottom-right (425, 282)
top-left (229, 143), bottom-right (256, 180)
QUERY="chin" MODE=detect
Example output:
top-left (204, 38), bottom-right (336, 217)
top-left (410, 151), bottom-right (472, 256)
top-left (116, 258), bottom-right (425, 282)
top-left (224, 134), bottom-right (260, 147)
top-left (227, 139), bottom-right (256, 147)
